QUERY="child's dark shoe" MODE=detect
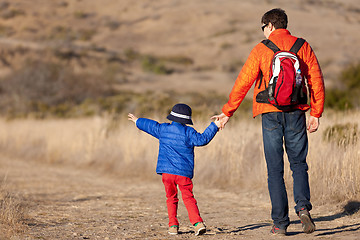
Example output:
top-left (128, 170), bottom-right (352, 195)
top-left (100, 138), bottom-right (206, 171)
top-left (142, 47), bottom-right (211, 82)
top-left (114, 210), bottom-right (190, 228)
top-left (168, 225), bottom-right (179, 235)
top-left (194, 222), bottom-right (206, 236)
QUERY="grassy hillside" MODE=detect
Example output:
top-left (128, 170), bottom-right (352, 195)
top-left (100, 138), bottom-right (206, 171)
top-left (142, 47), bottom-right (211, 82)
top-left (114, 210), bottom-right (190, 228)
top-left (0, 0), bottom-right (359, 95)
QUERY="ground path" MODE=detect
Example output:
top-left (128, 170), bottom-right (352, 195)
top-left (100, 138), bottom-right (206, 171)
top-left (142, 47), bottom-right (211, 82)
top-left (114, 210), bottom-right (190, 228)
top-left (0, 156), bottom-right (359, 239)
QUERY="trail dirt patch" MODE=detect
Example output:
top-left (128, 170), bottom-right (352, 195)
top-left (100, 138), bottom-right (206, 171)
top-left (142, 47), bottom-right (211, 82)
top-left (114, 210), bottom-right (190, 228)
top-left (0, 157), bottom-right (359, 239)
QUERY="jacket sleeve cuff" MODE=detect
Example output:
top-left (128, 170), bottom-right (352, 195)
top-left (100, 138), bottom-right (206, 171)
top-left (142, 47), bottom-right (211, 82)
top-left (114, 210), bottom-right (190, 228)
top-left (310, 111), bottom-right (322, 118)
top-left (135, 118), bottom-right (144, 129)
top-left (221, 106), bottom-right (233, 117)
top-left (210, 121), bottom-right (219, 131)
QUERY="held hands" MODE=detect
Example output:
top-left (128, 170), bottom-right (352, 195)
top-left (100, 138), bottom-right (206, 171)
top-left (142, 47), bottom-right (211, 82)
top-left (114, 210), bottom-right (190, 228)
top-left (211, 113), bottom-right (230, 130)
top-left (128, 113), bottom-right (138, 124)
top-left (213, 117), bottom-right (221, 129)
top-left (210, 112), bottom-right (320, 132)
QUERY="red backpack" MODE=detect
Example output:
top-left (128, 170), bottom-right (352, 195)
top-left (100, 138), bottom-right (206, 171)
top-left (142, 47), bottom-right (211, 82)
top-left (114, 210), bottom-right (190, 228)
top-left (256, 38), bottom-right (307, 111)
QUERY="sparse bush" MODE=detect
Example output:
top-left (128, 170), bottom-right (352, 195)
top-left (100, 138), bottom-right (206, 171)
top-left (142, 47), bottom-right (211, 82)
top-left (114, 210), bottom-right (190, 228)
top-left (0, 58), bottom-right (248, 119)
top-left (141, 54), bottom-right (193, 74)
top-left (341, 63), bottom-right (360, 89)
top-left (194, 65), bottom-right (217, 72)
top-left (0, 2), bottom-right (9, 11)
top-left (78, 28), bottom-right (96, 41)
top-left (50, 26), bottom-right (76, 41)
top-left (5, 61), bottom-right (111, 104)
top-left (0, 190), bottom-right (25, 225)
top-left (162, 55), bottom-right (193, 65)
top-left (0, 61), bottom-right (114, 118)
top-left (54, 48), bottom-right (83, 62)
top-left (323, 123), bottom-right (358, 146)
top-left (49, 26), bottom-right (96, 41)
top-left (73, 11), bottom-right (90, 19)
top-left (57, 1), bottom-right (68, 8)
top-left (0, 24), bottom-right (14, 37)
top-left (124, 48), bottom-right (140, 61)
top-left (220, 42), bottom-right (233, 50)
top-left (325, 62), bottom-right (360, 110)
top-left (341, 62), bottom-right (360, 106)
top-left (211, 28), bottom-right (237, 38)
top-left (222, 59), bottom-right (244, 72)
top-left (141, 55), bottom-right (173, 75)
top-left (0, 183), bottom-right (27, 236)
top-left (90, 44), bottom-right (106, 52)
top-left (1, 8), bottom-right (25, 19)
top-left (243, 30), bottom-right (256, 43)
top-left (105, 20), bottom-right (121, 30)
top-left (324, 88), bottom-right (353, 110)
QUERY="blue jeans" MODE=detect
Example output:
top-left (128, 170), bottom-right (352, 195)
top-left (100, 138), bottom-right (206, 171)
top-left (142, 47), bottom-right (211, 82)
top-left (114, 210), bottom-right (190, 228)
top-left (262, 110), bottom-right (312, 229)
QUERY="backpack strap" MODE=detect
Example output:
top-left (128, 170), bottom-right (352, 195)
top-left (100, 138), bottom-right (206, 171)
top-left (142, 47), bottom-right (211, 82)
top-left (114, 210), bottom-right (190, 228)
top-left (259, 38), bottom-right (305, 89)
top-left (259, 39), bottom-right (279, 89)
top-left (261, 39), bottom-right (280, 53)
top-left (257, 70), bottom-right (264, 89)
top-left (289, 38), bottom-right (305, 54)
top-left (262, 38), bottom-right (305, 54)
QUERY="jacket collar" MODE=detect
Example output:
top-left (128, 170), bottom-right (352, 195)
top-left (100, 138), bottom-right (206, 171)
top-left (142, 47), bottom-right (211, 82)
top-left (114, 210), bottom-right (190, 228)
top-left (171, 121), bottom-right (185, 126)
top-left (269, 29), bottom-right (291, 40)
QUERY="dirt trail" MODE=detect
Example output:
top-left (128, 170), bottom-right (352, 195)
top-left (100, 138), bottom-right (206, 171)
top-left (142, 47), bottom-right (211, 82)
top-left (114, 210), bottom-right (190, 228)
top-left (0, 156), bottom-right (359, 239)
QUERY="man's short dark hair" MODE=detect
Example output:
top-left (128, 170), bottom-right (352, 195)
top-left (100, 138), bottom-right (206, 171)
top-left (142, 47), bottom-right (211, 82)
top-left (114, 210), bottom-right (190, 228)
top-left (261, 8), bottom-right (288, 29)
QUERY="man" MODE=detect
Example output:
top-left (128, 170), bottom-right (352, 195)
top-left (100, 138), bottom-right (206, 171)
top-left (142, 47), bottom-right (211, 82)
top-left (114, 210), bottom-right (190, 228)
top-left (212, 8), bottom-right (324, 235)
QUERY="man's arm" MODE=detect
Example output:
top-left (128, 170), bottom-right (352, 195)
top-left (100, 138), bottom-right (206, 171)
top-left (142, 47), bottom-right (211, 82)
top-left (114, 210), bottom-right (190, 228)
top-left (302, 42), bottom-right (325, 119)
top-left (300, 42), bottom-right (325, 133)
top-left (213, 46), bottom-right (261, 129)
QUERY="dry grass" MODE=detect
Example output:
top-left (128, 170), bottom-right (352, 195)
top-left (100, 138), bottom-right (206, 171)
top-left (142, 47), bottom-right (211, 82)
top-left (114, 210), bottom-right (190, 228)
top-left (307, 111), bottom-right (360, 203)
top-left (0, 180), bottom-right (27, 238)
top-left (0, 111), bottom-right (359, 205)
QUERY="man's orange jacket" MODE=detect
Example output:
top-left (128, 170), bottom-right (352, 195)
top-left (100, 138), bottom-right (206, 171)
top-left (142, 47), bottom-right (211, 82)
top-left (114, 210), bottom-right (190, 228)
top-left (222, 29), bottom-right (325, 118)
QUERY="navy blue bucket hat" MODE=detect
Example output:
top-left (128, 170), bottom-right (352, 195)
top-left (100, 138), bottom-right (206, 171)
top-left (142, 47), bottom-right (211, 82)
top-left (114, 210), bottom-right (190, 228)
top-left (167, 103), bottom-right (193, 125)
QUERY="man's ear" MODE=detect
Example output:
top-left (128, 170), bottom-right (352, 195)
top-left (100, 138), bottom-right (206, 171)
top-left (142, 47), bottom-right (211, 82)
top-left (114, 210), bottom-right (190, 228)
top-left (268, 22), bottom-right (275, 31)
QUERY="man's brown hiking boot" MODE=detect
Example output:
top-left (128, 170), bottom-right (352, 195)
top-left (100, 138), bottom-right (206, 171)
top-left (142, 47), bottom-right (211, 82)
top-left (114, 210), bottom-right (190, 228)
top-left (298, 208), bottom-right (316, 234)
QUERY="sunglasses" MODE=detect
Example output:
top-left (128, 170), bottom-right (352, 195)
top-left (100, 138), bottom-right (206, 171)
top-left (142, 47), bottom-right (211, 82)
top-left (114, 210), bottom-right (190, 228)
top-left (261, 23), bottom-right (268, 31)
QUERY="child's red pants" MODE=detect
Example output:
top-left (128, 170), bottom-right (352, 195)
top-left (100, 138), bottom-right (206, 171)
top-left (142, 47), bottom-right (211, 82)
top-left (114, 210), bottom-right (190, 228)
top-left (162, 173), bottom-right (203, 227)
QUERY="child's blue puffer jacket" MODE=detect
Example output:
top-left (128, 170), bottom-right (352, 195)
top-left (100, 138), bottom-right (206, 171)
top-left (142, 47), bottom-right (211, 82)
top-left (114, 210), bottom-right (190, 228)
top-left (136, 118), bottom-right (218, 179)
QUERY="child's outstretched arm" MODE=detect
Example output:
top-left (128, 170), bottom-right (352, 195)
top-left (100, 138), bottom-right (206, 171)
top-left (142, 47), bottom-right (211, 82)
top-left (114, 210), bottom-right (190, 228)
top-left (128, 113), bottom-right (138, 124)
top-left (128, 113), bottom-right (161, 139)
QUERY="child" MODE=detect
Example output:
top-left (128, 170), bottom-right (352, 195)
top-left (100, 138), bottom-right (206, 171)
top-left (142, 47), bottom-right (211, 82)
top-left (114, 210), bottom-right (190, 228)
top-left (128, 103), bottom-right (220, 236)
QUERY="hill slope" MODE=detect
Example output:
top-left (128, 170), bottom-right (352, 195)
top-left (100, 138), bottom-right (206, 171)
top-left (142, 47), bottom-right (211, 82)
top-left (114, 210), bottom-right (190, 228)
top-left (0, 0), bottom-right (359, 93)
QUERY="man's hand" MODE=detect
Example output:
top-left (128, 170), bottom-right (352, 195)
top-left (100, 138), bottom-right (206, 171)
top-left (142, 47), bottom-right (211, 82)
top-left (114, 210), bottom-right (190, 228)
top-left (211, 113), bottom-right (230, 130)
top-left (128, 113), bottom-right (138, 124)
top-left (307, 116), bottom-right (319, 133)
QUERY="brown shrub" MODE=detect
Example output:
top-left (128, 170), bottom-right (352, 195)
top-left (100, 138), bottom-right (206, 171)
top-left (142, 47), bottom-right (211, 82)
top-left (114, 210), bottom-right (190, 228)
top-left (0, 183), bottom-right (27, 237)
top-left (0, 61), bottom-right (114, 117)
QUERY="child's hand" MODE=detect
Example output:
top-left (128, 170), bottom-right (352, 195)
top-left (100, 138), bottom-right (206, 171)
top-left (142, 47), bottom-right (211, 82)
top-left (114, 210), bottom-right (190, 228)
top-left (128, 113), bottom-right (138, 123)
top-left (213, 117), bottom-right (221, 129)
top-left (211, 113), bottom-right (230, 130)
